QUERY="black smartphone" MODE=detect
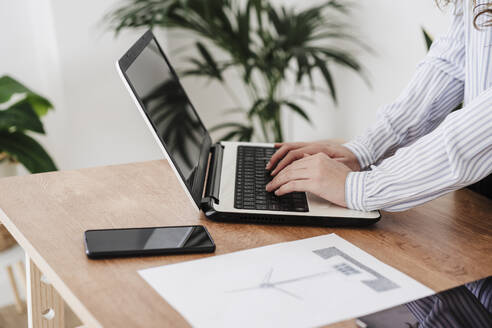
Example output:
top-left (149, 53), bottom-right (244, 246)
top-left (84, 225), bottom-right (215, 259)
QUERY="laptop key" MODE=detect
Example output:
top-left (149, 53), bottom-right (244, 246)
top-left (234, 146), bottom-right (309, 212)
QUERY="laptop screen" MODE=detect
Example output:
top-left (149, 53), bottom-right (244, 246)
top-left (123, 35), bottom-right (210, 187)
top-left (119, 31), bottom-right (212, 207)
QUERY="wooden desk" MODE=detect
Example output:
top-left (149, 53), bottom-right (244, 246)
top-left (0, 160), bottom-right (490, 327)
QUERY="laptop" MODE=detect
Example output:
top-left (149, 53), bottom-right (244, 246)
top-left (117, 30), bottom-right (381, 226)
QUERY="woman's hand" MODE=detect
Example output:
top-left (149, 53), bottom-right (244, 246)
top-left (266, 141), bottom-right (361, 175)
top-left (265, 153), bottom-right (352, 208)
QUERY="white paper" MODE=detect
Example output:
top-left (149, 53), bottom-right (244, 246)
top-left (139, 234), bottom-right (433, 328)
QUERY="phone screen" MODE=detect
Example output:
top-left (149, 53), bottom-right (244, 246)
top-left (85, 225), bottom-right (214, 258)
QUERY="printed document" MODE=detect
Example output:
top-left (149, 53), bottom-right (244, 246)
top-left (139, 233), bottom-right (433, 327)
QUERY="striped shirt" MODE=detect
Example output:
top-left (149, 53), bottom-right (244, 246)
top-left (406, 276), bottom-right (492, 327)
top-left (344, 1), bottom-right (492, 211)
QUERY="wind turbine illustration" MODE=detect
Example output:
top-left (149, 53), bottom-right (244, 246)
top-left (227, 268), bottom-right (335, 300)
top-left (226, 247), bottom-right (399, 300)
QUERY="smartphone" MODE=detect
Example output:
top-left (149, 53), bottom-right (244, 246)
top-left (84, 225), bottom-right (215, 259)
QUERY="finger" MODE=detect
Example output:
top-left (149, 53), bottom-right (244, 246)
top-left (266, 144), bottom-right (297, 170)
top-left (324, 146), bottom-right (344, 159)
top-left (266, 167), bottom-right (309, 192)
top-left (271, 149), bottom-right (308, 176)
top-left (278, 154), bottom-right (311, 172)
top-left (271, 149), bottom-right (315, 176)
top-left (274, 180), bottom-right (311, 196)
top-left (266, 144), bottom-right (288, 170)
top-left (267, 142), bottom-right (308, 169)
top-left (272, 152), bottom-right (315, 179)
top-left (266, 157), bottom-right (311, 191)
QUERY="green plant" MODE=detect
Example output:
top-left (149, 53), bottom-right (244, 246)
top-left (422, 28), bottom-right (433, 50)
top-left (0, 75), bottom-right (57, 173)
top-left (107, 0), bottom-right (367, 142)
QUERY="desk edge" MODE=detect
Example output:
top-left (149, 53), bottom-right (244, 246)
top-left (0, 207), bottom-right (103, 328)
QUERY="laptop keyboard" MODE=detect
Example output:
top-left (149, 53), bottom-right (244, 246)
top-left (234, 146), bottom-right (309, 212)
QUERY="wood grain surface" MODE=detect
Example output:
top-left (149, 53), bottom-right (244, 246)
top-left (0, 160), bottom-right (491, 327)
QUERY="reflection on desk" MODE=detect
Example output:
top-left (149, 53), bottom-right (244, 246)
top-left (357, 276), bottom-right (492, 328)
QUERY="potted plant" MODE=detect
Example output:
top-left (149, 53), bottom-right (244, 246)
top-left (106, 0), bottom-right (368, 142)
top-left (0, 75), bottom-right (57, 176)
top-left (0, 75), bottom-right (57, 251)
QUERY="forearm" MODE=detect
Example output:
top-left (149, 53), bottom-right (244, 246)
top-left (345, 63), bottom-right (464, 169)
top-left (345, 14), bottom-right (465, 169)
top-left (345, 88), bottom-right (492, 212)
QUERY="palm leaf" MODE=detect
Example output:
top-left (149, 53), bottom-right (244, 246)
top-left (105, 0), bottom-right (368, 142)
top-left (313, 55), bottom-right (337, 103)
top-left (211, 120), bottom-right (253, 142)
top-left (194, 41), bottom-right (223, 81)
top-left (0, 99), bottom-right (44, 133)
top-left (0, 131), bottom-right (57, 173)
top-left (282, 101), bottom-right (311, 124)
top-left (209, 121), bottom-right (248, 132)
top-left (422, 27), bottom-right (433, 50)
top-left (0, 75), bottom-right (30, 103)
top-left (0, 75), bottom-right (53, 116)
top-left (218, 130), bottom-right (240, 141)
top-left (25, 93), bottom-right (53, 117)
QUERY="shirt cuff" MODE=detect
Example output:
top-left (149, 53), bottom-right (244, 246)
top-left (343, 139), bottom-right (374, 170)
top-left (345, 171), bottom-right (368, 211)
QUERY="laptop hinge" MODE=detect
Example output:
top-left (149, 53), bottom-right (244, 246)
top-left (201, 143), bottom-right (224, 207)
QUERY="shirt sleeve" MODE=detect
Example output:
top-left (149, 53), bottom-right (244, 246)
top-left (406, 278), bottom-right (492, 327)
top-left (345, 86), bottom-right (492, 212)
top-left (344, 13), bottom-right (466, 169)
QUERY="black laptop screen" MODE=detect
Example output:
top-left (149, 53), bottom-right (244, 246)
top-left (125, 39), bottom-right (209, 186)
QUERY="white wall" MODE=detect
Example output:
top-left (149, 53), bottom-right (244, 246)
top-left (0, 0), bottom-right (454, 308)
top-left (48, 0), bottom-right (167, 169)
top-left (288, 0), bottom-right (452, 142)
top-left (0, 0), bottom-right (452, 172)
top-left (174, 1), bottom-right (452, 143)
top-left (0, 0), bottom-right (67, 172)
